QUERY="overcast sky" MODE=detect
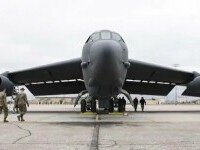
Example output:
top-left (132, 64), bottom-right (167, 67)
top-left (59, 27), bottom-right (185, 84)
top-left (0, 0), bottom-right (200, 73)
top-left (1, 0), bottom-right (200, 100)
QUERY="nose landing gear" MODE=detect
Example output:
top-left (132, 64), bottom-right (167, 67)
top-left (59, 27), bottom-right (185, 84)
top-left (79, 95), bottom-right (97, 113)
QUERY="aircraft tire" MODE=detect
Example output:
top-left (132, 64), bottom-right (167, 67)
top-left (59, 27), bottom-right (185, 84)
top-left (109, 99), bottom-right (114, 112)
top-left (87, 107), bottom-right (91, 110)
top-left (118, 100), bottom-right (123, 112)
top-left (81, 100), bottom-right (86, 113)
top-left (91, 99), bottom-right (96, 113)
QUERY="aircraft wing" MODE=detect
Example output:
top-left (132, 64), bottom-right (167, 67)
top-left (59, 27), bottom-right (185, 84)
top-left (5, 58), bottom-right (86, 96)
top-left (124, 59), bottom-right (199, 96)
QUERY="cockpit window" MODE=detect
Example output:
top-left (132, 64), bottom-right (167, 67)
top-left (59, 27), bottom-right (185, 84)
top-left (112, 33), bottom-right (121, 41)
top-left (85, 31), bottom-right (125, 43)
top-left (86, 32), bottom-right (100, 43)
top-left (101, 31), bottom-right (111, 39)
top-left (91, 32), bottom-right (100, 41)
top-left (112, 32), bottom-right (125, 42)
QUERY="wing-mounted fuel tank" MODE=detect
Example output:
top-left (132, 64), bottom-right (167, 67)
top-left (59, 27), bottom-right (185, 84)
top-left (0, 72), bottom-right (14, 96)
top-left (182, 72), bottom-right (200, 97)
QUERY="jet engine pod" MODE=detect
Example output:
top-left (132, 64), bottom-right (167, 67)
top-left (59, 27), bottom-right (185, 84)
top-left (0, 75), bottom-right (14, 95)
top-left (182, 76), bottom-right (200, 97)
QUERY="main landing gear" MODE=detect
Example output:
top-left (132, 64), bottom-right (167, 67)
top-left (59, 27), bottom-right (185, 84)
top-left (76, 89), bottom-right (134, 114)
top-left (80, 97), bottom-right (97, 113)
top-left (79, 96), bottom-right (127, 114)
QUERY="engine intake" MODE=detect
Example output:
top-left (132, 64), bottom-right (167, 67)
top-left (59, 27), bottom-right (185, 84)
top-left (0, 75), bottom-right (14, 96)
top-left (182, 76), bottom-right (200, 97)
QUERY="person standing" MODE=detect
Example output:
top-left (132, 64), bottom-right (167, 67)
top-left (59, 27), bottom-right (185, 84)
top-left (133, 97), bottom-right (138, 112)
top-left (140, 97), bottom-right (146, 112)
top-left (16, 88), bottom-right (29, 122)
top-left (118, 97), bottom-right (123, 112)
top-left (0, 89), bottom-right (9, 122)
top-left (122, 97), bottom-right (126, 112)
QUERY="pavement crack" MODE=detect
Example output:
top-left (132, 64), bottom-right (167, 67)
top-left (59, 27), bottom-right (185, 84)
top-left (10, 123), bottom-right (32, 144)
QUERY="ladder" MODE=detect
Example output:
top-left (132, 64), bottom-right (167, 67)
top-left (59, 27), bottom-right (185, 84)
top-left (11, 86), bottom-right (19, 100)
top-left (9, 86), bottom-right (20, 113)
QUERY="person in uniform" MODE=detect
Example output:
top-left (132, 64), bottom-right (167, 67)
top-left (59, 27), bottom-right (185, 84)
top-left (118, 97), bottom-right (122, 112)
top-left (140, 97), bottom-right (146, 112)
top-left (0, 89), bottom-right (9, 122)
top-left (16, 88), bottom-right (29, 121)
top-left (133, 97), bottom-right (138, 112)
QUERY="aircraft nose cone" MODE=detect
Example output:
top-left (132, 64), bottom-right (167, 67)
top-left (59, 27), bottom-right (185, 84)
top-left (90, 40), bottom-right (122, 67)
top-left (101, 44), bottom-right (114, 59)
top-left (90, 41), bottom-right (122, 75)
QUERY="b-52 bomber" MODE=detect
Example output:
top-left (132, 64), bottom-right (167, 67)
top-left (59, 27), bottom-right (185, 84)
top-left (1, 30), bottom-right (200, 113)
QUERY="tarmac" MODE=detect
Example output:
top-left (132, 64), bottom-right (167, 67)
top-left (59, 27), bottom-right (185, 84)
top-left (0, 104), bottom-right (200, 150)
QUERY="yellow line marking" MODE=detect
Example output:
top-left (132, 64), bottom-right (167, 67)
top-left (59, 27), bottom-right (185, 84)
top-left (80, 112), bottom-right (97, 115)
top-left (108, 112), bottom-right (124, 115)
top-left (95, 114), bottom-right (101, 120)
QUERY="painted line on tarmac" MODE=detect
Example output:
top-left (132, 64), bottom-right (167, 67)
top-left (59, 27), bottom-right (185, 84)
top-left (90, 113), bottom-right (101, 150)
top-left (96, 114), bottom-right (101, 120)
top-left (80, 112), bottom-right (97, 115)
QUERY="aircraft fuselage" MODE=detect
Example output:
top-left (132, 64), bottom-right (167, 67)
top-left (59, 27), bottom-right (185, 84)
top-left (81, 30), bottom-right (130, 100)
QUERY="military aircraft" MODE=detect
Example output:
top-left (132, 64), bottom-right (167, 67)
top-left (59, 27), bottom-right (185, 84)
top-left (1, 30), bottom-right (199, 113)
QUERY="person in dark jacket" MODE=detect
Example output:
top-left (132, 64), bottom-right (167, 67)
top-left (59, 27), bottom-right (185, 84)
top-left (133, 97), bottom-right (138, 112)
top-left (122, 97), bottom-right (126, 111)
top-left (140, 97), bottom-right (146, 112)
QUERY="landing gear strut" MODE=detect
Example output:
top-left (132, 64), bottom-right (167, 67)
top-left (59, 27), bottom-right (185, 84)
top-left (74, 90), bottom-right (88, 107)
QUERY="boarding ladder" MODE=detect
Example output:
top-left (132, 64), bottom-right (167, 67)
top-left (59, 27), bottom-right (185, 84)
top-left (8, 86), bottom-right (20, 112)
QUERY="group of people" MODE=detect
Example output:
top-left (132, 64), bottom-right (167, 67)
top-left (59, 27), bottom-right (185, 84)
top-left (133, 97), bottom-right (146, 112)
top-left (116, 96), bottom-right (146, 112)
top-left (118, 97), bottom-right (126, 112)
top-left (0, 88), bottom-right (29, 123)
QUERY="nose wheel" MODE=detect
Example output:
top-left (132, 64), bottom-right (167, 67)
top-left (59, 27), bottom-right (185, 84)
top-left (81, 98), bottom-right (97, 113)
